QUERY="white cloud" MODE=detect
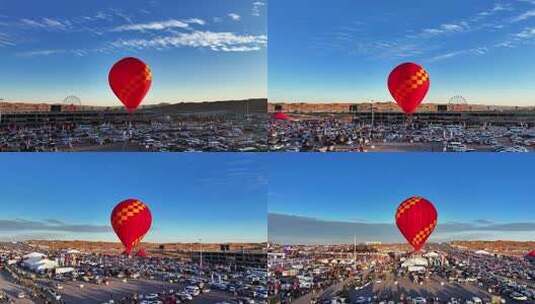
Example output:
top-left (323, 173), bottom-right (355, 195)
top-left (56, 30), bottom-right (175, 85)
top-left (428, 47), bottom-right (489, 62)
top-left (184, 18), bottom-right (206, 26)
top-left (111, 30), bottom-right (266, 52)
top-left (252, 1), bottom-right (265, 17)
top-left (228, 13), bottom-right (241, 21)
top-left (478, 3), bottom-right (512, 16)
top-left (17, 48), bottom-right (97, 57)
top-left (419, 22), bottom-right (470, 37)
top-left (17, 49), bottom-right (66, 57)
top-left (515, 27), bottom-right (535, 38)
top-left (0, 33), bottom-right (13, 46)
top-left (112, 19), bottom-right (191, 32)
top-left (20, 18), bottom-right (69, 30)
top-left (512, 9), bottom-right (535, 22)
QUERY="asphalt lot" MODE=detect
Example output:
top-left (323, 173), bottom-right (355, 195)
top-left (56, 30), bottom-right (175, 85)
top-left (0, 270), bottom-right (36, 304)
top-left (56, 278), bottom-right (233, 304)
top-left (350, 273), bottom-right (493, 302)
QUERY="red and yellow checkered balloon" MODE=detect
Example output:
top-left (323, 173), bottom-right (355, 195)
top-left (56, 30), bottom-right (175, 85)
top-left (108, 57), bottom-right (152, 113)
top-left (388, 62), bottom-right (430, 114)
top-left (395, 196), bottom-right (437, 252)
top-left (111, 198), bottom-right (152, 255)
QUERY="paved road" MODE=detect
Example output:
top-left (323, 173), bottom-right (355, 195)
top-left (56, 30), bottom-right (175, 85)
top-left (292, 280), bottom-right (348, 304)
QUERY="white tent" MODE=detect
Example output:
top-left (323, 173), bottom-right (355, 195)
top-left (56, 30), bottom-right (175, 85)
top-left (401, 257), bottom-right (428, 268)
top-left (22, 252), bottom-right (58, 272)
top-left (423, 251), bottom-right (439, 258)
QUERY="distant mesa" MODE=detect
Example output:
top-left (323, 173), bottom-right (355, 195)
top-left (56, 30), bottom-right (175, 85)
top-left (0, 98), bottom-right (267, 115)
top-left (268, 101), bottom-right (535, 114)
top-left (25, 239), bottom-right (266, 254)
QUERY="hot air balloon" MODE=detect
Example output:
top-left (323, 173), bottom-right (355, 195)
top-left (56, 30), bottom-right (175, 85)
top-left (111, 198), bottom-right (152, 256)
top-left (395, 196), bottom-right (437, 252)
top-left (272, 112), bottom-right (289, 120)
top-left (526, 250), bottom-right (535, 264)
top-left (135, 248), bottom-right (148, 258)
top-left (108, 57), bottom-right (152, 113)
top-left (387, 62), bottom-right (430, 114)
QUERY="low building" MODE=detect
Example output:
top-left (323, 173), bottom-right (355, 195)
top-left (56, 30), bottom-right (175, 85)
top-left (191, 250), bottom-right (266, 269)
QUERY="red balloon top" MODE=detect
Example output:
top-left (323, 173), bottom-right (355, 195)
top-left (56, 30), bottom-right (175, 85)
top-left (111, 198), bottom-right (152, 254)
top-left (272, 112), bottom-right (289, 120)
top-left (108, 57), bottom-right (152, 113)
top-left (388, 62), bottom-right (430, 114)
top-left (395, 196), bottom-right (437, 252)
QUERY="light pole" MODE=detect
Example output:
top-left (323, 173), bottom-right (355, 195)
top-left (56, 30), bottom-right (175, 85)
top-left (199, 239), bottom-right (203, 270)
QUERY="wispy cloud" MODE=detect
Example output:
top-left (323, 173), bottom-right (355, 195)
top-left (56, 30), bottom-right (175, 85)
top-left (17, 49), bottom-right (65, 57)
top-left (428, 47), bottom-right (489, 63)
top-left (0, 33), bottom-right (13, 46)
top-left (111, 18), bottom-right (205, 32)
top-left (17, 48), bottom-right (93, 57)
top-left (415, 22), bottom-right (470, 38)
top-left (512, 9), bottom-right (535, 22)
top-left (477, 3), bottom-right (512, 17)
top-left (515, 26), bottom-right (535, 38)
top-left (111, 30), bottom-right (266, 52)
top-left (183, 18), bottom-right (206, 26)
top-left (252, 1), bottom-right (265, 17)
top-left (20, 18), bottom-right (70, 30)
top-left (0, 218), bottom-right (110, 233)
top-left (228, 13), bottom-right (241, 21)
top-left (9, 5), bottom-right (265, 57)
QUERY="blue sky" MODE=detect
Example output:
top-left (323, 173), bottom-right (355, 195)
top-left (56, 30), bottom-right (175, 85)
top-left (268, 154), bottom-right (535, 243)
top-left (0, 0), bottom-right (266, 105)
top-left (269, 0), bottom-right (535, 105)
top-left (0, 153), bottom-right (267, 243)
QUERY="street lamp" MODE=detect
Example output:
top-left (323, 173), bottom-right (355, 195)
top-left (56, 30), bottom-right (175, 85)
top-left (199, 239), bottom-right (203, 270)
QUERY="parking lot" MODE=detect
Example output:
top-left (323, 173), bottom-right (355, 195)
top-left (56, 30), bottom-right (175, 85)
top-left (0, 270), bottom-right (36, 304)
top-left (269, 118), bottom-right (535, 152)
top-left (0, 115), bottom-right (267, 152)
top-left (350, 275), bottom-right (492, 303)
top-left (269, 243), bottom-right (535, 304)
top-left (55, 278), bottom-right (232, 304)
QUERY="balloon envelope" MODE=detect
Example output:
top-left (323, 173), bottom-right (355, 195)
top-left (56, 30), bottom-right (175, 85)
top-left (108, 57), bottom-right (152, 113)
top-left (135, 248), bottom-right (148, 258)
top-left (388, 62), bottom-right (430, 114)
top-left (395, 196), bottom-right (437, 251)
top-left (272, 112), bottom-right (289, 120)
top-left (111, 198), bottom-right (152, 255)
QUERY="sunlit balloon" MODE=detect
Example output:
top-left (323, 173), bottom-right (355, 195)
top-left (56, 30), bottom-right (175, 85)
top-left (109, 57), bottom-right (152, 113)
top-left (395, 196), bottom-right (437, 252)
top-left (527, 250), bottom-right (535, 262)
top-left (272, 112), bottom-right (289, 120)
top-left (111, 198), bottom-right (152, 256)
top-left (388, 62), bottom-right (430, 114)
